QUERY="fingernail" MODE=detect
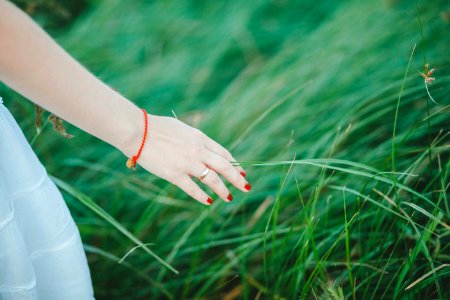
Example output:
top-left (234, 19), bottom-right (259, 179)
top-left (244, 183), bottom-right (251, 191)
top-left (240, 171), bottom-right (246, 178)
top-left (207, 197), bottom-right (213, 204)
top-left (227, 193), bottom-right (233, 201)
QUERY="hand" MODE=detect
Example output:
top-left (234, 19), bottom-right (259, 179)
top-left (0, 1), bottom-right (250, 206)
top-left (124, 113), bottom-right (251, 205)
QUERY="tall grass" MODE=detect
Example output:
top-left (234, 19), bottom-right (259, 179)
top-left (1, 0), bottom-right (449, 299)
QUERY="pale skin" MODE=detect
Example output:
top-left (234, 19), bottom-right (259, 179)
top-left (0, 0), bottom-right (251, 205)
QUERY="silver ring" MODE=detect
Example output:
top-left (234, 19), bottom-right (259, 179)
top-left (197, 167), bottom-right (210, 180)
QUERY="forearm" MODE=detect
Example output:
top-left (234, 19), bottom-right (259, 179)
top-left (0, 0), bottom-right (142, 157)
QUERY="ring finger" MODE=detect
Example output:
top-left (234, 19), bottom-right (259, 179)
top-left (204, 139), bottom-right (246, 178)
top-left (202, 149), bottom-right (250, 193)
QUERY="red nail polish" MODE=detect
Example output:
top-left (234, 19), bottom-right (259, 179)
top-left (227, 193), bottom-right (233, 201)
top-left (244, 183), bottom-right (251, 191)
top-left (207, 197), bottom-right (213, 204)
top-left (240, 171), bottom-right (246, 178)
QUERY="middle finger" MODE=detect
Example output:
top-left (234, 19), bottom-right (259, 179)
top-left (203, 150), bottom-right (250, 193)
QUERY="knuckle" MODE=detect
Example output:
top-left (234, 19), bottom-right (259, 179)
top-left (222, 163), bottom-right (235, 176)
top-left (224, 150), bottom-right (233, 160)
top-left (199, 132), bottom-right (208, 141)
top-left (170, 173), bottom-right (183, 184)
top-left (227, 170), bottom-right (242, 185)
top-left (187, 143), bottom-right (203, 156)
top-left (213, 161), bottom-right (226, 173)
top-left (175, 177), bottom-right (189, 190)
top-left (193, 128), bottom-right (205, 139)
top-left (216, 158), bottom-right (231, 174)
top-left (176, 160), bottom-right (189, 172)
top-left (177, 177), bottom-right (194, 191)
top-left (227, 163), bottom-right (237, 174)
top-left (214, 142), bottom-right (232, 159)
top-left (211, 174), bottom-right (222, 186)
top-left (185, 184), bottom-right (198, 197)
top-left (197, 143), bottom-right (207, 154)
top-left (186, 186), bottom-right (198, 199)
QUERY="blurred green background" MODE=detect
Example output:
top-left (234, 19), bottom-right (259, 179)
top-left (2, 0), bottom-right (449, 299)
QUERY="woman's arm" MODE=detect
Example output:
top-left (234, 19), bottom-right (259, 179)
top-left (0, 0), bottom-right (141, 155)
top-left (0, 0), bottom-right (250, 205)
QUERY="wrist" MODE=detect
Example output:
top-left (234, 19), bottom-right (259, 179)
top-left (117, 102), bottom-right (147, 159)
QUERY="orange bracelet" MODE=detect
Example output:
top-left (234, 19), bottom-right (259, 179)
top-left (126, 108), bottom-right (148, 170)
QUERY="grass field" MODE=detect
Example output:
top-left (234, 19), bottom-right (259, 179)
top-left (2, 0), bottom-right (449, 299)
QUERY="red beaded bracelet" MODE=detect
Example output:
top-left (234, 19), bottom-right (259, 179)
top-left (126, 108), bottom-right (148, 170)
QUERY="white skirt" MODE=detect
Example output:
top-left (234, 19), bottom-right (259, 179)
top-left (0, 97), bottom-right (94, 300)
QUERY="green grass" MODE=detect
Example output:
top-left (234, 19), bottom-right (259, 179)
top-left (1, 0), bottom-right (449, 299)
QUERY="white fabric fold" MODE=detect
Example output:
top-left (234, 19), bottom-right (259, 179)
top-left (0, 99), bottom-right (95, 300)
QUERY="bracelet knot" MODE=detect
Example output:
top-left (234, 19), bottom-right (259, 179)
top-left (126, 109), bottom-right (148, 170)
